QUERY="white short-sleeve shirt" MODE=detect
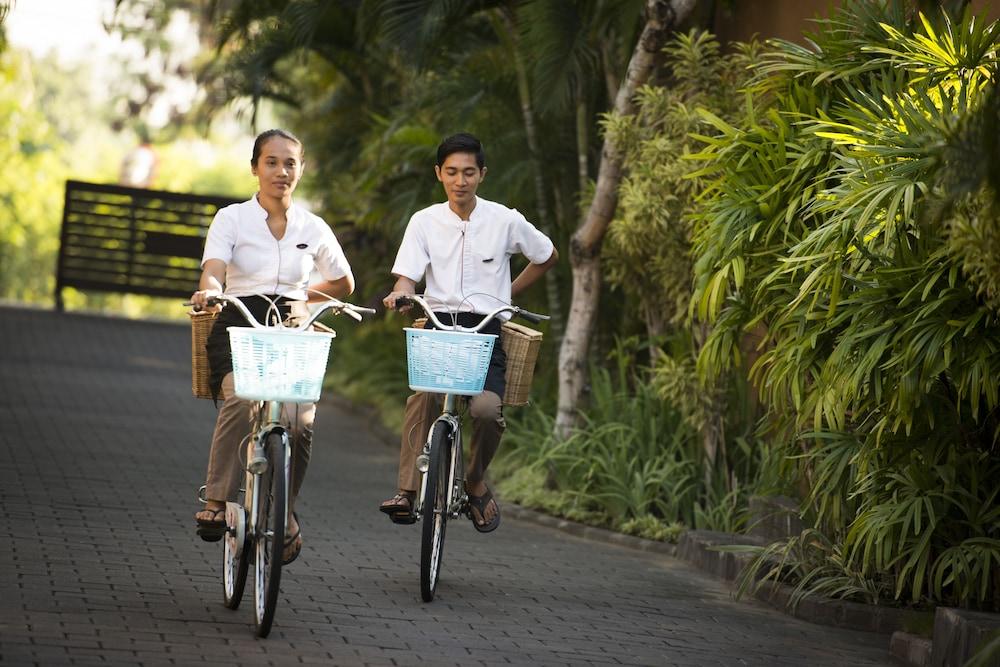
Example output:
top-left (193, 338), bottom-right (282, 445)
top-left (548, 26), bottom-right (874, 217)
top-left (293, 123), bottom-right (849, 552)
top-left (202, 195), bottom-right (353, 300)
top-left (391, 196), bottom-right (554, 316)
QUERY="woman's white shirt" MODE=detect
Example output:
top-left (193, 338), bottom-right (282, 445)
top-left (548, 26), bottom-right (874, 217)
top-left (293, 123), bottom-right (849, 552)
top-left (391, 196), bottom-right (554, 316)
top-left (202, 195), bottom-right (353, 300)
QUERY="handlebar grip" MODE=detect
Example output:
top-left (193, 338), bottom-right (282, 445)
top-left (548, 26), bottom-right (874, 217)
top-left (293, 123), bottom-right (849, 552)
top-left (517, 309), bottom-right (549, 324)
top-left (183, 297), bottom-right (223, 313)
top-left (394, 295), bottom-right (414, 309)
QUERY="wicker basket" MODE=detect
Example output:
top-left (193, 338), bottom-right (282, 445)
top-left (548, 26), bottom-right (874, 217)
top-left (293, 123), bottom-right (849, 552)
top-left (190, 310), bottom-right (217, 399)
top-left (411, 318), bottom-right (543, 406)
top-left (189, 310), bottom-right (336, 400)
top-left (499, 321), bottom-right (543, 406)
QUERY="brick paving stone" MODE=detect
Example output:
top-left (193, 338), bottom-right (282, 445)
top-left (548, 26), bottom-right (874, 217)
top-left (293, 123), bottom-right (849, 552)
top-left (0, 306), bottom-right (893, 666)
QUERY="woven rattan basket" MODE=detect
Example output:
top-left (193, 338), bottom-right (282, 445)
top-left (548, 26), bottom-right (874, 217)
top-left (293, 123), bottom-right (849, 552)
top-left (412, 318), bottom-right (543, 406)
top-left (499, 321), bottom-right (543, 406)
top-left (189, 310), bottom-right (217, 399)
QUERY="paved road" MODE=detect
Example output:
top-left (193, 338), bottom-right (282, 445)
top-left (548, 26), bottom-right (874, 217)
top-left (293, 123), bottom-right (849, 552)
top-left (0, 306), bottom-right (891, 666)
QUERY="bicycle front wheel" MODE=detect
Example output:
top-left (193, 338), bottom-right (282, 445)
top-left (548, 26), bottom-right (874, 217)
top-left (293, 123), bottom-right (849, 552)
top-left (253, 431), bottom-right (287, 637)
top-left (222, 502), bottom-right (250, 609)
top-left (420, 420), bottom-right (452, 602)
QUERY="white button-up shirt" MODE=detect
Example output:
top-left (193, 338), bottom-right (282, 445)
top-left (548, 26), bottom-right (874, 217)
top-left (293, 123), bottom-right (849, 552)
top-left (391, 196), bottom-right (554, 316)
top-left (202, 195), bottom-right (353, 300)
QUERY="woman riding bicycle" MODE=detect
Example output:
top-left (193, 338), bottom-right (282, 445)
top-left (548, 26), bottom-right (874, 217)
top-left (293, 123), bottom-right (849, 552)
top-left (191, 128), bottom-right (355, 564)
top-left (380, 132), bottom-right (557, 531)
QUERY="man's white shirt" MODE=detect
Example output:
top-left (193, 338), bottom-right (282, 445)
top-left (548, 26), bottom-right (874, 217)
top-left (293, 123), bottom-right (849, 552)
top-left (391, 196), bottom-right (554, 317)
top-left (202, 195), bottom-right (353, 300)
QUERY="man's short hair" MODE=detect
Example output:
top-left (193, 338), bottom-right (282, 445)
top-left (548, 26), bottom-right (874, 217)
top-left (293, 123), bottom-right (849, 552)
top-left (436, 133), bottom-right (485, 169)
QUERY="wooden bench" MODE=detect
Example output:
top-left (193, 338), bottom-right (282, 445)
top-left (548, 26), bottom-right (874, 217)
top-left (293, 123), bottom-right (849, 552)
top-left (55, 180), bottom-right (240, 309)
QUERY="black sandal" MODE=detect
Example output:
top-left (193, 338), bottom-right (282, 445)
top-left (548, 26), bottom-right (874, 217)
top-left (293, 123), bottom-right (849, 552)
top-left (467, 487), bottom-right (500, 533)
top-left (283, 516), bottom-right (303, 565)
top-left (379, 492), bottom-right (417, 525)
top-left (195, 508), bottom-right (226, 542)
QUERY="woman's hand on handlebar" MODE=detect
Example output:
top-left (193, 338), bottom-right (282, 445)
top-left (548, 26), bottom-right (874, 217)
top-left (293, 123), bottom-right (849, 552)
top-left (190, 288), bottom-right (223, 312)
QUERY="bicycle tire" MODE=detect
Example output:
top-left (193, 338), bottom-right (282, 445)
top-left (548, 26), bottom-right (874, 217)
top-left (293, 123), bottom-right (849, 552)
top-left (222, 501), bottom-right (250, 609)
top-left (420, 420), bottom-right (452, 602)
top-left (253, 431), bottom-right (287, 637)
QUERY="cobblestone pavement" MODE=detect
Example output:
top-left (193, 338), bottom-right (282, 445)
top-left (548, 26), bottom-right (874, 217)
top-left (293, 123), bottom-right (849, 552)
top-left (0, 306), bottom-right (891, 666)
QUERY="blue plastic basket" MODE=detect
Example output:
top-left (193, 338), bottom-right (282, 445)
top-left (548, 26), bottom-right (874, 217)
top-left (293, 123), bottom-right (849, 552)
top-left (404, 328), bottom-right (497, 395)
top-left (228, 326), bottom-right (334, 403)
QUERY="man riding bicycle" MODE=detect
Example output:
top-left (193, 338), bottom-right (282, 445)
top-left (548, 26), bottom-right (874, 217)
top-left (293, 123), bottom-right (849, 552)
top-left (380, 132), bottom-right (558, 531)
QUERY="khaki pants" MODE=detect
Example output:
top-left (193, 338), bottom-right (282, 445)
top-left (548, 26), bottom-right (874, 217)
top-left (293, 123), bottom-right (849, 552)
top-left (204, 373), bottom-right (315, 504)
top-left (397, 391), bottom-right (505, 492)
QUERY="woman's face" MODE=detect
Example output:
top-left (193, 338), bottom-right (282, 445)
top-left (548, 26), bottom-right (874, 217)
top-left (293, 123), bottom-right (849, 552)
top-left (252, 137), bottom-right (303, 200)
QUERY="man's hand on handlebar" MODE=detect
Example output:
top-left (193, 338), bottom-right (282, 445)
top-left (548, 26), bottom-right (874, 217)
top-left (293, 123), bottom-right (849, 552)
top-left (383, 290), bottom-right (415, 313)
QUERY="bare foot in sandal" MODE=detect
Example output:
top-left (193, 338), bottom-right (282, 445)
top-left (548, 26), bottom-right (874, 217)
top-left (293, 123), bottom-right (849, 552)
top-left (466, 481), bottom-right (500, 533)
top-left (195, 500), bottom-right (226, 542)
top-left (283, 511), bottom-right (302, 564)
top-left (379, 490), bottom-right (416, 524)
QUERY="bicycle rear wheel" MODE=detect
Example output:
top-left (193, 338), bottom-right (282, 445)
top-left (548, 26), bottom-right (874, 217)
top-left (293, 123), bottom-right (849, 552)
top-left (253, 431), bottom-right (287, 637)
top-left (420, 420), bottom-right (452, 602)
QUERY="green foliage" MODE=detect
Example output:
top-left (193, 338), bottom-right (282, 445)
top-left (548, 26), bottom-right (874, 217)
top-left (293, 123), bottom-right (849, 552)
top-left (0, 50), bottom-right (124, 304)
top-left (495, 349), bottom-right (775, 538)
top-left (729, 528), bottom-right (892, 608)
top-left (0, 51), bottom-right (67, 302)
top-left (605, 31), bottom-right (756, 337)
top-left (619, 515), bottom-right (685, 543)
top-left (966, 630), bottom-right (1000, 667)
top-left (691, 1), bottom-right (1000, 608)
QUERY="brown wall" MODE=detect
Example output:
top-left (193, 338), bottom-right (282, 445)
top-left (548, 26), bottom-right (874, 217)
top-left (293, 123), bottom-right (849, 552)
top-left (713, 0), bottom-right (999, 46)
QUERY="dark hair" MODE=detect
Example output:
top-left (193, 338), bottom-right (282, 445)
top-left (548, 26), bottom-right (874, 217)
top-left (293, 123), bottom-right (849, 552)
top-left (251, 128), bottom-right (303, 167)
top-left (436, 132), bottom-right (485, 169)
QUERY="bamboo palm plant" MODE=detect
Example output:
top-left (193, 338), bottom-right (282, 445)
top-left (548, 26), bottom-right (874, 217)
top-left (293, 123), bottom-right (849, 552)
top-left (692, 0), bottom-right (1000, 608)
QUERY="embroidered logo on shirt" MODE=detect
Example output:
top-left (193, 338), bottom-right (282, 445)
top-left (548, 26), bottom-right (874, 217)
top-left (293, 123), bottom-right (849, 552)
top-left (296, 243), bottom-right (308, 249)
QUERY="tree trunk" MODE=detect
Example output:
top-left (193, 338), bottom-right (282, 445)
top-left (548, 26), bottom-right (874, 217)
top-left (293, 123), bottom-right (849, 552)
top-left (555, 0), bottom-right (698, 438)
top-left (576, 98), bottom-right (589, 196)
top-left (493, 8), bottom-right (564, 341)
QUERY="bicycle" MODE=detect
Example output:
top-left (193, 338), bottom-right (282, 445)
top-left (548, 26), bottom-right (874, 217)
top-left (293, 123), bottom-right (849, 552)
top-left (191, 293), bottom-right (374, 636)
top-left (395, 294), bottom-right (547, 602)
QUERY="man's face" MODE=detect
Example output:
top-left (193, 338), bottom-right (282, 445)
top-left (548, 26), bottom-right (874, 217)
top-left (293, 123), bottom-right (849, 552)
top-left (435, 152), bottom-right (486, 210)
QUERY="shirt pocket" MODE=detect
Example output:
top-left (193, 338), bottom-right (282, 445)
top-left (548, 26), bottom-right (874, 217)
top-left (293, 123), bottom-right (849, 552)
top-left (472, 249), bottom-right (507, 280)
top-left (292, 246), bottom-right (315, 282)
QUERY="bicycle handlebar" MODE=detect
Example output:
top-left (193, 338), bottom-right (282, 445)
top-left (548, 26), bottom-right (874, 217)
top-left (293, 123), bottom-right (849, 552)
top-left (395, 294), bottom-right (549, 331)
top-left (186, 294), bottom-right (375, 330)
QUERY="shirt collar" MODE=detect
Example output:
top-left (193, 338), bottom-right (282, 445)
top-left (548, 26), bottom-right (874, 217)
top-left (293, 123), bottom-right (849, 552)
top-left (251, 193), bottom-right (298, 223)
top-left (442, 196), bottom-right (482, 224)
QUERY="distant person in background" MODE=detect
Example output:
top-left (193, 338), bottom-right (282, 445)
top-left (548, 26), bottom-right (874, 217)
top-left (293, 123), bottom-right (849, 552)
top-left (119, 141), bottom-right (157, 188)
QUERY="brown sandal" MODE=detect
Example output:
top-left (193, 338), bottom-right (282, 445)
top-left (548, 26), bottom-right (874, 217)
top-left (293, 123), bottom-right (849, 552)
top-left (379, 492), bottom-right (416, 525)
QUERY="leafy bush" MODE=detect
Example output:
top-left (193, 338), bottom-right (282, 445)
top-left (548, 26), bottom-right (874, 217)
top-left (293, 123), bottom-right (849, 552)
top-left (691, 1), bottom-right (1000, 608)
top-left (495, 353), bottom-right (774, 539)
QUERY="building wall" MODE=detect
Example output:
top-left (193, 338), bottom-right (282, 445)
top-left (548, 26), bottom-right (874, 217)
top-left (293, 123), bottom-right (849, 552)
top-left (713, 0), bottom-right (999, 45)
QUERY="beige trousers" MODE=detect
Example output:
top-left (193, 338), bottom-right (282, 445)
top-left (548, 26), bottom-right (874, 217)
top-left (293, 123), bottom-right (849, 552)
top-left (204, 373), bottom-right (315, 503)
top-left (397, 390), bottom-right (505, 492)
